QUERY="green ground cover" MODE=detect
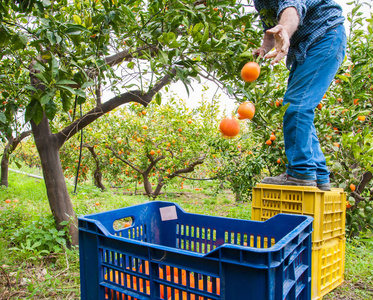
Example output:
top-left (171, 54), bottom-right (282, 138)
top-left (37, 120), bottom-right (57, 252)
top-left (0, 168), bottom-right (372, 299)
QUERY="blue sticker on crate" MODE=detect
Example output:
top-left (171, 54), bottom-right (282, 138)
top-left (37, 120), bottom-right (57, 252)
top-left (78, 201), bottom-right (313, 300)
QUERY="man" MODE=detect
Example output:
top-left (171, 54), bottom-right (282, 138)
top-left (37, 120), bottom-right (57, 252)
top-left (253, 0), bottom-right (347, 191)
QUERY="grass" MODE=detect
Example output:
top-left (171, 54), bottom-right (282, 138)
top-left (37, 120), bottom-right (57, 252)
top-left (1, 166), bottom-right (373, 299)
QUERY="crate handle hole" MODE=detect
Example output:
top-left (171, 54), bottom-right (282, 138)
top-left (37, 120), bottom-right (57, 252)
top-left (113, 216), bottom-right (134, 231)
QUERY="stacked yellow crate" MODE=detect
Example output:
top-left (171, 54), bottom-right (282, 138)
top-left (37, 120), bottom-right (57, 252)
top-left (252, 184), bottom-right (346, 300)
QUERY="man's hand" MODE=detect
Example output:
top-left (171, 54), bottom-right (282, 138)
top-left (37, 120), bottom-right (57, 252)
top-left (253, 32), bottom-right (275, 59)
top-left (265, 24), bottom-right (291, 65)
top-left (253, 47), bottom-right (267, 58)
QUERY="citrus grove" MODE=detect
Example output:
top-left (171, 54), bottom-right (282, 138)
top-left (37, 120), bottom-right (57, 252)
top-left (58, 96), bottom-right (230, 198)
top-left (0, 0), bottom-right (372, 244)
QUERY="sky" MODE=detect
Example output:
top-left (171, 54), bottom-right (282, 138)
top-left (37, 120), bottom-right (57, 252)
top-left (166, 0), bottom-right (372, 116)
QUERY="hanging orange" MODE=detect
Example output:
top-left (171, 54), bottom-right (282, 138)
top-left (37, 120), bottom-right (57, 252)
top-left (241, 62), bottom-right (260, 82)
top-left (237, 102), bottom-right (255, 120)
top-left (219, 117), bottom-right (240, 137)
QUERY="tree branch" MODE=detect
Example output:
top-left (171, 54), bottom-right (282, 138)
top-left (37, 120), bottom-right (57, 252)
top-left (145, 154), bottom-right (165, 174)
top-left (55, 68), bottom-right (177, 146)
top-left (107, 146), bottom-right (143, 174)
top-left (104, 45), bottom-right (158, 67)
top-left (11, 130), bottom-right (32, 151)
top-left (357, 170), bottom-right (373, 194)
top-left (168, 154), bottom-right (206, 179)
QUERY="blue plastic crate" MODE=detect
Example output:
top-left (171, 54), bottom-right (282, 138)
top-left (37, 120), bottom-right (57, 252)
top-left (79, 201), bottom-right (313, 300)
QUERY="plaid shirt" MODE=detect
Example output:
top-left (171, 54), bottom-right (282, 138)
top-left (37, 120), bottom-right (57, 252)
top-left (254, 0), bottom-right (345, 69)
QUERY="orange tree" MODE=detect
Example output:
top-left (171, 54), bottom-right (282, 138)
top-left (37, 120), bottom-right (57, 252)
top-left (60, 95), bottom-right (223, 198)
top-left (1, 0), bottom-right (265, 245)
top-left (0, 58), bottom-right (32, 187)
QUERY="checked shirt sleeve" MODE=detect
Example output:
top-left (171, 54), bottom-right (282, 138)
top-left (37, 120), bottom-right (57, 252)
top-left (277, 0), bottom-right (307, 25)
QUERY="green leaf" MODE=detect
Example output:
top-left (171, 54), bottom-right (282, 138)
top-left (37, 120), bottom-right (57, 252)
top-left (73, 15), bottom-right (82, 25)
top-left (25, 100), bottom-right (39, 123)
top-left (57, 79), bottom-right (78, 85)
top-left (32, 101), bottom-right (44, 124)
top-left (58, 84), bottom-right (76, 94)
top-left (199, 24), bottom-right (209, 50)
top-left (64, 25), bottom-right (90, 35)
top-left (24, 85), bottom-right (37, 92)
top-left (75, 89), bottom-right (86, 98)
top-left (45, 100), bottom-right (57, 120)
top-left (46, 31), bottom-right (56, 44)
top-left (40, 93), bottom-right (53, 105)
top-left (127, 61), bottom-right (135, 69)
top-left (61, 92), bottom-right (72, 111)
top-left (158, 50), bottom-right (169, 65)
top-left (81, 81), bottom-right (95, 88)
top-left (34, 72), bottom-right (49, 84)
top-left (0, 112), bottom-right (6, 123)
top-left (122, 5), bottom-right (135, 21)
top-left (51, 56), bottom-right (59, 78)
top-left (155, 92), bottom-right (162, 105)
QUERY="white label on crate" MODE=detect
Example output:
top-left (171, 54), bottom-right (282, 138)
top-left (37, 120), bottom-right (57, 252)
top-left (160, 206), bottom-right (177, 221)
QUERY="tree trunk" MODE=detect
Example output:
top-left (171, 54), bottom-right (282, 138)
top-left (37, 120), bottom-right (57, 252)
top-left (85, 144), bottom-right (106, 190)
top-left (94, 169), bottom-right (106, 190)
top-left (1, 144), bottom-right (10, 187)
top-left (1, 131), bottom-right (32, 187)
top-left (31, 116), bottom-right (78, 247)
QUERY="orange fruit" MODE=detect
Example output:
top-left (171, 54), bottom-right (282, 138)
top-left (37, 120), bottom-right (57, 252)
top-left (5, 199), bottom-right (11, 204)
top-left (142, 110), bottom-right (146, 115)
top-left (270, 134), bottom-right (276, 141)
top-left (357, 115), bottom-right (366, 121)
top-left (265, 140), bottom-right (272, 146)
top-left (350, 184), bottom-right (356, 192)
top-left (150, 150), bottom-right (155, 155)
top-left (317, 103), bottom-right (323, 110)
top-left (237, 102), bottom-right (255, 120)
top-left (219, 117), bottom-right (240, 137)
top-left (353, 99), bottom-right (359, 105)
top-left (241, 62), bottom-right (260, 82)
top-left (277, 158), bottom-right (281, 163)
top-left (95, 202), bottom-right (100, 206)
top-left (143, 125), bottom-right (148, 129)
top-left (346, 201), bottom-right (352, 209)
top-left (187, 119), bottom-right (192, 124)
top-left (178, 128), bottom-right (182, 132)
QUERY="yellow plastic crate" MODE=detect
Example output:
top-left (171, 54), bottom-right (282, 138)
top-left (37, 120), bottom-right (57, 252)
top-left (252, 184), bottom-right (346, 243)
top-left (311, 236), bottom-right (345, 300)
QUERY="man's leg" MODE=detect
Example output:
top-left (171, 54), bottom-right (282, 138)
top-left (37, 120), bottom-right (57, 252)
top-left (262, 25), bottom-right (346, 187)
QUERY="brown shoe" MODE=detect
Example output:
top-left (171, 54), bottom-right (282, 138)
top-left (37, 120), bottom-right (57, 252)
top-left (261, 173), bottom-right (316, 187)
top-left (317, 182), bottom-right (331, 191)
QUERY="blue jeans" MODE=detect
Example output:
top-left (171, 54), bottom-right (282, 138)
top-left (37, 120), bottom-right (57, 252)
top-left (284, 25), bottom-right (346, 184)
